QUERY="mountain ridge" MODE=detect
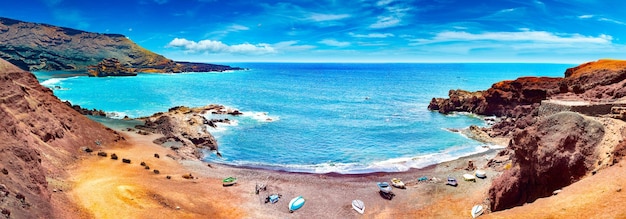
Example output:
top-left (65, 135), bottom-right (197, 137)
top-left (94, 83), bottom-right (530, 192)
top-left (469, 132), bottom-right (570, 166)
top-left (0, 17), bottom-right (242, 75)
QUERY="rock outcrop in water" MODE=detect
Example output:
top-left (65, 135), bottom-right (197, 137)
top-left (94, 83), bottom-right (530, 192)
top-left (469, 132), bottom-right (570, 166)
top-left (0, 58), bottom-right (124, 218)
top-left (429, 59), bottom-right (626, 211)
top-left (135, 105), bottom-right (238, 160)
top-left (0, 17), bottom-right (243, 74)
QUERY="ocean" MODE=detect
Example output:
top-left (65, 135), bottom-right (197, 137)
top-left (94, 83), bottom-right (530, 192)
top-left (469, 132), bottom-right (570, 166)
top-left (34, 63), bottom-right (573, 174)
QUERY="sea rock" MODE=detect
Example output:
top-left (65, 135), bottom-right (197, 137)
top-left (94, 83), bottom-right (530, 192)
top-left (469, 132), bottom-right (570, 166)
top-left (134, 105), bottom-right (234, 160)
top-left (488, 112), bottom-right (605, 211)
top-left (0, 17), bottom-right (243, 74)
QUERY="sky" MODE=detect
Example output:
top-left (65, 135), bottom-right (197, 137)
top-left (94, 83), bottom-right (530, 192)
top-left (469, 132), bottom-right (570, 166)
top-left (2, 0), bottom-right (626, 63)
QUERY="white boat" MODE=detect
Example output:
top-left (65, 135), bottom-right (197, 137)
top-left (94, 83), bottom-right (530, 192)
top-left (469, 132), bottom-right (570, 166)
top-left (377, 182), bottom-right (392, 193)
top-left (471, 205), bottom-right (484, 218)
top-left (390, 178), bottom-right (405, 189)
top-left (288, 196), bottom-right (305, 213)
top-left (475, 170), bottom-right (486, 178)
top-left (463, 173), bottom-right (476, 182)
top-left (352, 199), bottom-right (365, 214)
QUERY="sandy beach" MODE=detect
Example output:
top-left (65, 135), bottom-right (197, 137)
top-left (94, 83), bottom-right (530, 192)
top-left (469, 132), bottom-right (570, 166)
top-left (64, 130), bottom-right (501, 219)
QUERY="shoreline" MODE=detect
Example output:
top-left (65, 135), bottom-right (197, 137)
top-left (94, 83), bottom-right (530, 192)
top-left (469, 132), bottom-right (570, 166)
top-left (66, 129), bottom-right (503, 218)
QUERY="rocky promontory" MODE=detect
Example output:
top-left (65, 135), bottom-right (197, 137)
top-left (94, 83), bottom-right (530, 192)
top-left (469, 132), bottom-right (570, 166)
top-left (134, 105), bottom-right (241, 160)
top-left (429, 59), bottom-right (626, 211)
top-left (0, 17), bottom-right (243, 75)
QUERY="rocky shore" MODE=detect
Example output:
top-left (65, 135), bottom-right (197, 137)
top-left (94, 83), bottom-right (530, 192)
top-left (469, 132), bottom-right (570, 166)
top-left (429, 59), bottom-right (626, 211)
top-left (134, 105), bottom-right (242, 160)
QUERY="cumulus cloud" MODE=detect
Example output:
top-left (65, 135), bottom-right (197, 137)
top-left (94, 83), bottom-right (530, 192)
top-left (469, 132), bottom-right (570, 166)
top-left (167, 38), bottom-right (276, 55)
top-left (318, 39), bottom-right (351, 47)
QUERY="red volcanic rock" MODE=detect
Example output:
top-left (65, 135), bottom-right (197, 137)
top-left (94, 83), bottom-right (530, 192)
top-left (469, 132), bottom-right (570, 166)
top-left (559, 59), bottom-right (626, 99)
top-left (0, 58), bottom-right (124, 218)
top-left (428, 77), bottom-right (563, 117)
top-left (489, 112), bottom-right (604, 211)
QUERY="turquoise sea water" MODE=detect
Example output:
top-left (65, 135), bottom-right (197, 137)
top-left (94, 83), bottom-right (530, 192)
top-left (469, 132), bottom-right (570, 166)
top-left (34, 63), bottom-right (573, 174)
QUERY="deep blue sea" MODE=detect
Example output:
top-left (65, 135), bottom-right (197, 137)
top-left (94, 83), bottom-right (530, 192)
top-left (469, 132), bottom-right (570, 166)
top-left (34, 63), bottom-right (573, 174)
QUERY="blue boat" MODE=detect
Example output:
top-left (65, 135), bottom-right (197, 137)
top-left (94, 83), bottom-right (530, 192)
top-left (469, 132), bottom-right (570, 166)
top-left (377, 182), bottom-right (392, 193)
top-left (289, 196), bottom-right (305, 213)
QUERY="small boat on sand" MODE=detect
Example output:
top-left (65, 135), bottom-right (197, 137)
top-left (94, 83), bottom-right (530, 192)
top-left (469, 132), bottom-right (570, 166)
top-left (446, 177), bottom-right (458, 187)
top-left (390, 178), bottom-right (405, 189)
top-left (471, 205), bottom-right (484, 218)
top-left (222, 177), bottom-right (237, 186)
top-left (352, 199), bottom-right (365, 214)
top-left (463, 174), bottom-right (477, 182)
top-left (475, 170), bottom-right (486, 178)
top-left (289, 196), bottom-right (305, 213)
top-left (377, 182), bottom-right (392, 193)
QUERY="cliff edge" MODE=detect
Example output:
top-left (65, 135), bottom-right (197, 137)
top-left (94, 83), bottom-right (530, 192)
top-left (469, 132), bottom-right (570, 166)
top-left (429, 59), bottom-right (626, 211)
top-left (0, 57), bottom-right (124, 218)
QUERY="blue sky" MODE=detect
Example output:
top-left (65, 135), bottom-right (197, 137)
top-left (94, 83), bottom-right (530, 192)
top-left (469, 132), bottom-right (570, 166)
top-left (3, 0), bottom-right (626, 63)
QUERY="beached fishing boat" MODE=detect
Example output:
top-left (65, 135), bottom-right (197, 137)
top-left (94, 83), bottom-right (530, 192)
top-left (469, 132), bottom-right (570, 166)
top-left (222, 177), bottom-right (237, 186)
top-left (390, 178), bottom-right (405, 189)
top-left (463, 173), bottom-right (477, 182)
top-left (475, 170), bottom-right (486, 178)
top-left (377, 182), bottom-right (392, 193)
top-left (471, 205), bottom-right (484, 218)
top-left (289, 196), bottom-right (305, 213)
top-left (446, 177), bottom-right (458, 187)
top-left (352, 199), bottom-right (365, 214)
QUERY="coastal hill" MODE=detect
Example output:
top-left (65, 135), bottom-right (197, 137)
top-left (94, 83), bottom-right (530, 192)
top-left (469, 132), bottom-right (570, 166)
top-left (0, 58), bottom-right (124, 218)
top-left (429, 59), bottom-right (626, 212)
top-left (0, 17), bottom-right (242, 75)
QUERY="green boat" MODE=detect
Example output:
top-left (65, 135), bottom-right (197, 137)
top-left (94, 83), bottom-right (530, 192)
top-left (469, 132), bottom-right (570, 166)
top-left (222, 177), bottom-right (237, 186)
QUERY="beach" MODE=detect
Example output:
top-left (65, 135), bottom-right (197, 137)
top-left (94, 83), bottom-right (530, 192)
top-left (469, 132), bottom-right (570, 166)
top-left (63, 130), bottom-right (500, 218)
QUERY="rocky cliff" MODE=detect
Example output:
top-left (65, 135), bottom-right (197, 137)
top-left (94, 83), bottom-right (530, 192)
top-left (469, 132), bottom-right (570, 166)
top-left (488, 112), bottom-right (608, 211)
top-left (0, 17), bottom-right (242, 74)
top-left (429, 59), bottom-right (626, 211)
top-left (0, 57), bottom-right (124, 218)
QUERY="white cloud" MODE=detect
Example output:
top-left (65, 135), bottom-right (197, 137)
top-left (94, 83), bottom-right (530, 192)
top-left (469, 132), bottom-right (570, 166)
top-left (370, 16), bottom-right (401, 29)
top-left (273, 41), bottom-right (316, 51)
top-left (318, 39), bottom-right (351, 47)
top-left (598, 18), bottom-right (626, 26)
top-left (349, 32), bottom-right (395, 38)
top-left (578, 14), bottom-right (594, 19)
top-left (413, 30), bottom-right (613, 45)
top-left (376, 0), bottom-right (394, 6)
top-left (308, 13), bottom-right (351, 22)
top-left (226, 24), bottom-right (250, 32)
top-left (369, 5), bottom-right (412, 29)
top-left (167, 38), bottom-right (276, 55)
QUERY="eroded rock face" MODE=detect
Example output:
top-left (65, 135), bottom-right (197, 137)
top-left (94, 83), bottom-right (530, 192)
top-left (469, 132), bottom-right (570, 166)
top-left (428, 77), bottom-right (563, 117)
top-left (0, 58), bottom-right (124, 218)
top-left (489, 112), bottom-right (605, 211)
